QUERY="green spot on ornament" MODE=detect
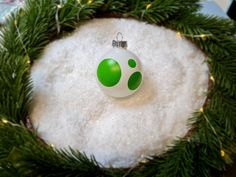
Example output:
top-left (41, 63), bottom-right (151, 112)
top-left (128, 59), bottom-right (136, 68)
top-left (97, 58), bottom-right (122, 87)
top-left (128, 72), bottom-right (142, 90)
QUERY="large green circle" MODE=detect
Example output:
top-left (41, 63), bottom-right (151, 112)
top-left (97, 59), bottom-right (122, 87)
top-left (128, 72), bottom-right (142, 90)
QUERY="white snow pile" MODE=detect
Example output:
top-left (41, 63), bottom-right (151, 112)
top-left (30, 18), bottom-right (209, 168)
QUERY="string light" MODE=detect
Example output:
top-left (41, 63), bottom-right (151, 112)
top-left (14, 20), bottom-right (31, 62)
top-left (199, 107), bottom-right (204, 113)
top-left (26, 57), bottom-right (31, 64)
top-left (210, 76), bottom-right (215, 83)
top-left (1, 119), bottom-right (9, 124)
top-left (57, 4), bottom-right (62, 9)
top-left (55, 4), bottom-right (62, 34)
top-left (176, 32), bottom-right (182, 38)
top-left (220, 149), bottom-right (231, 162)
top-left (88, 0), bottom-right (93, 4)
top-left (141, 3), bottom-right (152, 20)
top-left (1, 119), bottom-right (20, 127)
top-left (220, 149), bottom-right (225, 157)
top-left (176, 32), bottom-right (212, 39)
top-left (146, 3), bottom-right (152, 10)
top-left (139, 155), bottom-right (151, 164)
top-left (50, 144), bottom-right (55, 148)
top-left (200, 34), bottom-right (207, 40)
top-left (140, 159), bottom-right (149, 164)
top-left (203, 113), bottom-right (223, 156)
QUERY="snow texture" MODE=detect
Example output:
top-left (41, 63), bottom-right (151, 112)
top-left (30, 18), bottom-right (209, 168)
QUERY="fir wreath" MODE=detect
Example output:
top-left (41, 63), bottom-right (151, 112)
top-left (0, 0), bottom-right (236, 176)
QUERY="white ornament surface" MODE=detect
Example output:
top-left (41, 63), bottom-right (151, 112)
top-left (30, 18), bottom-right (209, 168)
top-left (97, 48), bottom-right (142, 98)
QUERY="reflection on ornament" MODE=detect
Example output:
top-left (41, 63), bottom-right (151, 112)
top-left (97, 33), bottom-right (143, 98)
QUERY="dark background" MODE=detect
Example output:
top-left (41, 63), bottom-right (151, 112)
top-left (227, 0), bottom-right (236, 20)
top-left (225, 165), bottom-right (236, 177)
top-left (224, 156), bottom-right (236, 177)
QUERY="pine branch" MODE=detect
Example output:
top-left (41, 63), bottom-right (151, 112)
top-left (0, 54), bottom-right (32, 123)
top-left (0, 0), bottom-right (57, 58)
top-left (135, 140), bottom-right (197, 177)
top-left (0, 15), bottom-right (25, 56)
top-left (208, 86), bottom-right (236, 137)
top-left (170, 14), bottom-right (235, 36)
top-left (0, 121), bottom-right (107, 177)
top-left (95, 0), bottom-right (127, 15)
top-left (127, 0), bottom-right (200, 25)
top-left (0, 0), bottom-right (104, 60)
top-left (168, 14), bottom-right (236, 96)
top-left (58, 0), bottom-right (104, 31)
top-left (189, 110), bottom-right (236, 174)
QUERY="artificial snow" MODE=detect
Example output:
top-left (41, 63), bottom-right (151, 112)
top-left (30, 18), bottom-right (209, 168)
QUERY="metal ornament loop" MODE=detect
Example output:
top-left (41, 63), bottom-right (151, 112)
top-left (116, 32), bottom-right (123, 42)
top-left (112, 32), bottom-right (128, 49)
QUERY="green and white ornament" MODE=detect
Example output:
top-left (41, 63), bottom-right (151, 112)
top-left (97, 33), bottom-right (143, 98)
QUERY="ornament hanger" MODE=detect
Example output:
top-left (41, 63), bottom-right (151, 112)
top-left (112, 32), bottom-right (127, 49)
top-left (116, 32), bottom-right (123, 41)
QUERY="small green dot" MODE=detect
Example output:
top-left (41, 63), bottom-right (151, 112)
top-left (128, 59), bottom-right (136, 68)
top-left (97, 59), bottom-right (121, 87)
top-left (128, 72), bottom-right (142, 90)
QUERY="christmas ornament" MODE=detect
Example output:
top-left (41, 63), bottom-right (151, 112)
top-left (97, 33), bottom-right (143, 98)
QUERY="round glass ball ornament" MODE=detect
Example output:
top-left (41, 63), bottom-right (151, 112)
top-left (97, 33), bottom-right (143, 98)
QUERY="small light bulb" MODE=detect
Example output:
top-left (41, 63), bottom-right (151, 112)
top-left (146, 4), bottom-right (152, 10)
top-left (210, 76), bottom-right (215, 82)
top-left (220, 149), bottom-right (225, 157)
top-left (140, 159), bottom-right (149, 164)
top-left (176, 32), bottom-right (181, 38)
top-left (199, 107), bottom-right (204, 113)
top-left (2, 119), bottom-right (8, 124)
top-left (57, 4), bottom-right (62, 9)
top-left (200, 34), bottom-right (207, 40)
top-left (88, 0), bottom-right (93, 4)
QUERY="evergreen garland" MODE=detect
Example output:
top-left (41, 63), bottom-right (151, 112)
top-left (0, 0), bottom-right (235, 176)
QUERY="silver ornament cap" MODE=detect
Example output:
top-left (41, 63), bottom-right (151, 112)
top-left (112, 32), bottom-right (127, 49)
